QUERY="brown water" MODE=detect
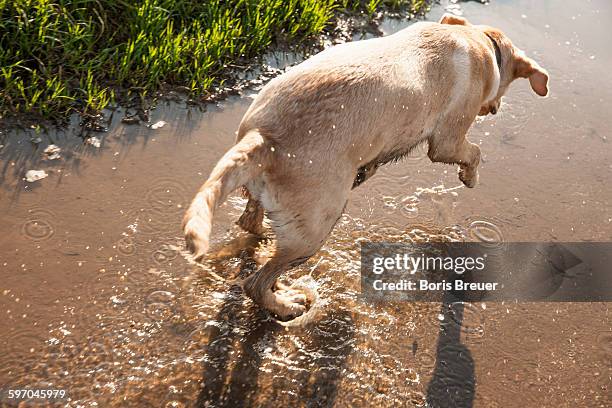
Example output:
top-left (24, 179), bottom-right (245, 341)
top-left (1, 0), bottom-right (611, 407)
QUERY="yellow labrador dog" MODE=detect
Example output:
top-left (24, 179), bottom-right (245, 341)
top-left (183, 14), bottom-right (549, 319)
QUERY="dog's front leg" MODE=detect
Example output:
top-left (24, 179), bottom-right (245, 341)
top-left (428, 136), bottom-right (481, 188)
top-left (457, 153), bottom-right (480, 188)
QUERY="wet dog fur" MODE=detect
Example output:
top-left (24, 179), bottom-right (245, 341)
top-left (183, 14), bottom-right (549, 320)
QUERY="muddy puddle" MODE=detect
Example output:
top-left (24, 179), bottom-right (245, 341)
top-left (1, 0), bottom-right (611, 407)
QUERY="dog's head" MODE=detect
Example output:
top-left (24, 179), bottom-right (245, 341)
top-left (439, 14), bottom-right (549, 116)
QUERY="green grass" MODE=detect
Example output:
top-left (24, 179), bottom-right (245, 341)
top-left (0, 0), bottom-right (428, 124)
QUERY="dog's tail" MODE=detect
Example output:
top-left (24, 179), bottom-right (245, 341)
top-left (182, 130), bottom-right (269, 261)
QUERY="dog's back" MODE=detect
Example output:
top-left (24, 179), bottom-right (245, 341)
top-left (237, 22), bottom-right (488, 165)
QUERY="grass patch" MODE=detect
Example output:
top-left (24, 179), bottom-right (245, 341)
top-left (0, 0), bottom-right (428, 125)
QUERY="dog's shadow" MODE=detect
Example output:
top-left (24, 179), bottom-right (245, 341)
top-left (195, 241), bottom-right (355, 408)
top-left (425, 291), bottom-right (476, 408)
top-left (195, 282), bottom-right (275, 407)
top-left (195, 237), bottom-right (475, 407)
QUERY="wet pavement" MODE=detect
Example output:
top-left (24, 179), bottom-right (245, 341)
top-left (0, 0), bottom-right (611, 407)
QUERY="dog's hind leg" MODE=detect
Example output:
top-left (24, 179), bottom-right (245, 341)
top-left (243, 181), bottom-right (349, 320)
top-left (243, 247), bottom-right (310, 320)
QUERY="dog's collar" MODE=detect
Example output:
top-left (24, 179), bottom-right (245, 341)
top-left (485, 33), bottom-right (502, 73)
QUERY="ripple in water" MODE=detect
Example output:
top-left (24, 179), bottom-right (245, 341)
top-left (380, 194), bottom-right (399, 215)
top-left (145, 177), bottom-right (189, 216)
top-left (147, 290), bottom-right (176, 303)
top-left (21, 208), bottom-right (56, 241)
top-left (152, 243), bottom-right (180, 265)
top-left (399, 194), bottom-right (420, 219)
top-left (121, 178), bottom-right (190, 236)
top-left (417, 349), bottom-right (436, 372)
top-left (145, 302), bottom-right (174, 321)
top-left (144, 288), bottom-right (178, 322)
top-left (121, 207), bottom-right (177, 237)
top-left (116, 236), bottom-right (136, 256)
top-left (465, 219), bottom-right (505, 248)
top-left (445, 301), bottom-right (485, 342)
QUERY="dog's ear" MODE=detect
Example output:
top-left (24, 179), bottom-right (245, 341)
top-left (439, 13), bottom-right (471, 26)
top-left (514, 52), bottom-right (549, 97)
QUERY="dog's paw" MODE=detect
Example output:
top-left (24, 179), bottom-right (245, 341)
top-left (263, 289), bottom-right (307, 321)
top-left (459, 166), bottom-right (479, 188)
